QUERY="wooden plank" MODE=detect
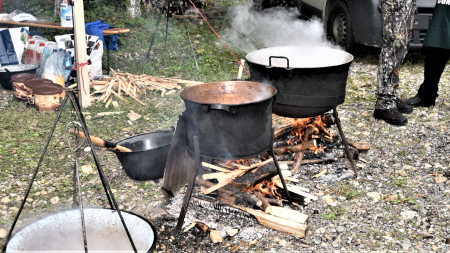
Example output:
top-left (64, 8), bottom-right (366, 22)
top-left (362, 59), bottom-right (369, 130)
top-left (0, 20), bottom-right (130, 35)
top-left (265, 206), bottom-right (309, 224)
top-left (73, 0), bottom-right (90, 107)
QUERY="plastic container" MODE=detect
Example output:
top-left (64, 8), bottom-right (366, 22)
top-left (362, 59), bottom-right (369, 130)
top-left (11, 73), bottom-right (37, 101)
top-left (45, 41), bottom-right (58, 50)
top-left (60, 2), bottom-right (73, 28)
top-left (0, 64), bottom-right (38, 90)
top-left (34, 41), bottom-right (46, 64)
top-left (25, 78), bottom-right (54, 106)
top-left (32, 85), bottom-right (64, 113)
top-left (25, 40), bottom-right (37, 64)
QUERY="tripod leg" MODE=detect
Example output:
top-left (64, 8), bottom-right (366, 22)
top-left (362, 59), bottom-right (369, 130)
top-left (2, 94), bottom-right (69, 252)
top-left (268, 148), bottom-right (293, 205)
top-left (332, 106), bottom-right (358, 177)
top-left (146, 0), bottom-right (167, 59)
top-left (165, 14), bottom-right (169, 50)
top-left (173, 136), bottom-right (201, 235)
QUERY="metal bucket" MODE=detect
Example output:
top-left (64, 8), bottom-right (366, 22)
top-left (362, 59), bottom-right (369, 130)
top-left (5, 208), bottom-right (157, 252)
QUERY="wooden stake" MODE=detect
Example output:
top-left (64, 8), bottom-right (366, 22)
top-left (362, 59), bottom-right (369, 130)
top-left (73, 0), bottom-right (90, 107)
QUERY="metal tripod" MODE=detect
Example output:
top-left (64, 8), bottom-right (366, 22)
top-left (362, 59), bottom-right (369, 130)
top-left (1, 90), bottom-right (137, 253)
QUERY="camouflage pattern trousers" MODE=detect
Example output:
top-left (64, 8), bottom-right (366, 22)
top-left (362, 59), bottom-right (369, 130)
top-left (376, 0), bottom-right (417, 110)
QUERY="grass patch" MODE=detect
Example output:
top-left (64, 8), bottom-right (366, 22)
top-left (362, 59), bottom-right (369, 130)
top-left (331, 183), bottom-right (365, 200)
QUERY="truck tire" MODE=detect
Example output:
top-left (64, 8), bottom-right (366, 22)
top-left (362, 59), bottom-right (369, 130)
top-left (327, 1), bottom-right (355, 51)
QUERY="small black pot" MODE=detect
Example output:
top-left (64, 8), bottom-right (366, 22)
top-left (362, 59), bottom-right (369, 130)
top-left (0, 65), bottom-right (39, 90)
top-left (115, 130), bottom-right (174, 181)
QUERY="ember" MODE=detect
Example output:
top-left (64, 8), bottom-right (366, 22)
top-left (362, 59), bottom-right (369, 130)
top-left (250, 179), bottom-right (282, 199)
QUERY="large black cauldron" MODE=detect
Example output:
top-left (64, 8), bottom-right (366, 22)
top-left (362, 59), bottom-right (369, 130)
top-left (181, 81), bottom-right (277, 159)
top-left (246, 46), bottom-right (353, 118)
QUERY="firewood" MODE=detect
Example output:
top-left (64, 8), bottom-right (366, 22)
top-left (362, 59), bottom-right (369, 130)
top-left (112, 101), bottom-right (119, 109)
top-left (272, 140), bottom-right (316, 155)
top-left (201, 162), bottom-right (231, 172)
top-left (253, 190), bottom-right (270, 212)
top-left (196, 222), bottom-right (209, 233)
top-left (311, 169), bottom-right (327, 179)
top-left (111, 90), bottom-right (127, 102)
top-left (349, 141), bottom-right (370, 151)
top-left (201, 170), bottom-right (242, 182)
top-left (202, 170), bottom-right (246, 194)
top-left (272, 178), bottom-right (316, 200)
top-left (209, 230), bottom-right (223, 243)
top-left (92, 80), bottom-right (109, 85)
top-left (226, 228), bottom-right (239, 237)
top-left (217, 190), bottom-right (236, 205)
top-left (97, 111), bottom-right (125, 116)
top-left (291, 150), bottom-right (306, 174)
top-left (266, 198), bottom-right (283, 207)
top-left (183, 223), bottom-right (196, 233)
top-left (105, 97), bottom-right (112, 108)
top-left (232, 205), bottom-right (308, 238)
top-left (264, 206), bottom-right (308, 224)
top-left (197, 178), bottom-right (234, 195)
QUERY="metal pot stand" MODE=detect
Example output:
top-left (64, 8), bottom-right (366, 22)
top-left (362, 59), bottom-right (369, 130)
top-left (1, 89), bottom-right (149, 253)
top-left (171, 113), bottom-right (294, 235)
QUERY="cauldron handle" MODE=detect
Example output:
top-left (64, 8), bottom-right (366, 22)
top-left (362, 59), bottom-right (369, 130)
top-left (203, 104), bottom-right (236, 115)
top-left (268, 56), bottom-right (290, 69)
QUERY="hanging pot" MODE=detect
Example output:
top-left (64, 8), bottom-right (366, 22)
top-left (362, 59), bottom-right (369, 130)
top-left (5, 208), bottom-right (157, 252)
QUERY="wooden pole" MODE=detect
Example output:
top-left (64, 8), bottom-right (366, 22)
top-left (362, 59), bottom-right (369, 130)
top-left (72, 0), bottom-right (91, 107)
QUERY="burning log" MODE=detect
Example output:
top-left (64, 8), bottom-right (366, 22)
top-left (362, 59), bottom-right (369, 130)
top-left (272, 140), bottom-right (317, 155)
top-left (291, 150), bottom-right (306, 174)
top-left (232, 205), bottom-right (308, 238)
top-left (253, 190), bottom-right (271, 212)
top-left (196, 223), bottom-right (209, 233)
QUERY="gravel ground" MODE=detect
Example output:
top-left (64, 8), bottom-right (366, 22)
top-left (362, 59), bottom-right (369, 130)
top-left (1, 51), bottom-right (450, 252)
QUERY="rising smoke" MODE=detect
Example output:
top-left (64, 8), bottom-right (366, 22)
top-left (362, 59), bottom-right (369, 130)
top-left (224, 4), bottom-right (338, 53)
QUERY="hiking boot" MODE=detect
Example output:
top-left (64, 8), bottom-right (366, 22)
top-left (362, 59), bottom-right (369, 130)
top-left (396, 99), bottom-right (413, 114)
top-left (373, 108), bottom-right (408, 126)
top-left (401, 96), bottom-right (435, 107)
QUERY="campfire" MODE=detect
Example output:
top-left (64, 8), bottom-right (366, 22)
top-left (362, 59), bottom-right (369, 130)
top-left (166, 112), bottom-right (368, 240)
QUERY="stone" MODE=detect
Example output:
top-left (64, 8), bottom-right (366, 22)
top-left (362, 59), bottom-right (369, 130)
top-left (50, 197), bottom-right (59, 205)
top-left (332, 241), bottom-right (339, 248)
top-left (81, 165), bottom-right (94, 175)
top-left (400, 210), bottom-right (418, 220)
top-left (230, 245), bottom-right (239, 251)
top-left (435, 177), bottom-right (448, 184)
top-left (278, 239), bottom-right (287, 245)
top-left (366, 192), bottom-right (381, 202)
top-left (336, 226), bottom-right (345, 233)
top-left (1, 197), bottom-right (10, 204)
top-left (323, 195), bottom-right (334, 205)
top-left (0, 228), bottom-right (7, 239)
top-left (398, 170), bottom-right (408, 177)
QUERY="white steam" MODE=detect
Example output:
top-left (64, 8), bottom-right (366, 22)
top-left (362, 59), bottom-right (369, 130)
top-left (224, 4), bottom-right (339, 53)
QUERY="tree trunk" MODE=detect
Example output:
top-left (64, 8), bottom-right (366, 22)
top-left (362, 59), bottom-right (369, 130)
top-left (127, 0), bottom-right (142, 19)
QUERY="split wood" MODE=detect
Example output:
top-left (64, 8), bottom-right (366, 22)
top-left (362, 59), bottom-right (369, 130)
top-left (91, 69), bottom-right (203, 105)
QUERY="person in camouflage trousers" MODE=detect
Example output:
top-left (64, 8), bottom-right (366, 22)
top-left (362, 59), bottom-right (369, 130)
top-left (373, 0), bottom-right (417, 125)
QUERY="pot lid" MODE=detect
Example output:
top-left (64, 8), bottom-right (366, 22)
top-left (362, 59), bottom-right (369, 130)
top-left (25, 78), bottom-right (54, 88)
top-left (12, 73), bottom-right (38, 82)
top-left (32, 85), bottom-right (63, 95)
top-left (245, 46), bottom-right (354, 69)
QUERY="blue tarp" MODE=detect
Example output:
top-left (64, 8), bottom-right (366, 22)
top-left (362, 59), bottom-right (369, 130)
top-left (85, 20), bottom-right (118, 51)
